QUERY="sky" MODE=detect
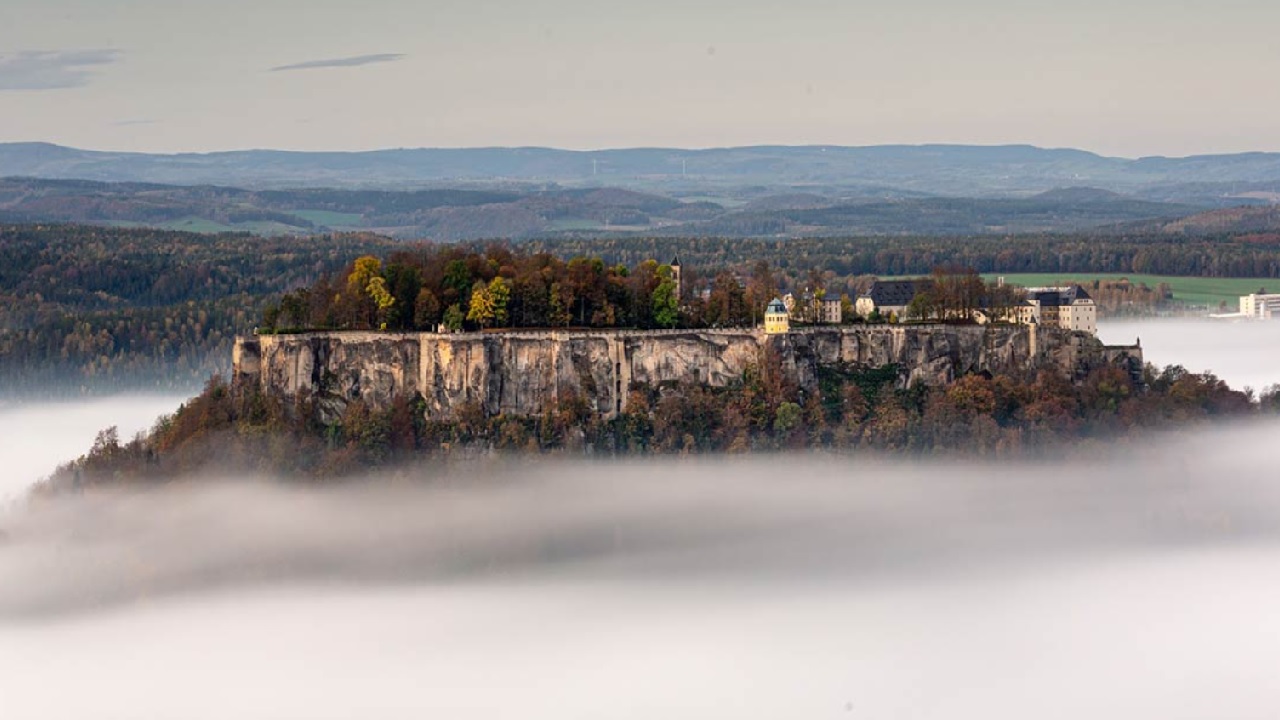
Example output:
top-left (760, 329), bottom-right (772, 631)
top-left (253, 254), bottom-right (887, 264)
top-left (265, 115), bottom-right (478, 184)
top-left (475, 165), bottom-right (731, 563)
top-left (1, 0), bottom-right (1278, 156)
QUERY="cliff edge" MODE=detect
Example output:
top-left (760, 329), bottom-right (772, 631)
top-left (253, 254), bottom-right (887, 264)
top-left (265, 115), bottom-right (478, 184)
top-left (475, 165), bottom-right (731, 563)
top-left (233, 326), bottom-right (1142, 424)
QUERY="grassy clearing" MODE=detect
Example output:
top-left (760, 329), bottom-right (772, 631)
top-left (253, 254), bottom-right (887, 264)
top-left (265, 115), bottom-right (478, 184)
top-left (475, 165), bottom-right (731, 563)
top-left (155, 216), bottom-right (236, 234)
top-left (983, 273), bottom-right (1278, 307)
top-left (290, 209), bottom-right (365, 227)
top-left (546, 218), bottom-right (603, 231)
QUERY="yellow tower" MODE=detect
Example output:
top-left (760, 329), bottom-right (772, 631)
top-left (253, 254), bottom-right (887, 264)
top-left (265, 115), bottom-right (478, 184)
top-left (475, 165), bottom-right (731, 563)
top-left (764, 297), bottom-right (790, 334)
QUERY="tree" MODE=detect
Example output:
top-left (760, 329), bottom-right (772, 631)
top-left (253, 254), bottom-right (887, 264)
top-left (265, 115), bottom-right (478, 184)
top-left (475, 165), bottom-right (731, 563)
top-left (773, 401), bottom-right (802, 434)
top-left (443, 259), bottom-right (473, 300)
top-left (549, 282), bottom-right (571, 327)
top-left (652, 266), bottom-right (679, 328)
top-left (347, 256), bottom-right (382, 297)
top-left (488, 276), bottom-right (511, 327)
top-left (744, 260), bottom-right (778, 326)
top-left (366, 275), bottom-right (395, 328)
top-left (382, 263), bottom-right (422, 330)
top-left (443, 303), bottom-right (464, 332)
top-left (906, 292), bottom-right (934, 322)
top-left (467, 281), bottom-right (496, 328)
top-left (414, 288), bottom-right (441, 329)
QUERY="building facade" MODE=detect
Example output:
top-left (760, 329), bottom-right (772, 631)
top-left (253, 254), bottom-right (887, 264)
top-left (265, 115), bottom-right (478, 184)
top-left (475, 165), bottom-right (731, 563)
top-left (764, 298), bottom-right (790, 334)
top-left (1023, 286), bottom-right (1098, 334)
top-left (1240, 293), bottom-right (1280, 319)
top-left (855, 280), bottom-right (932, 320)
top-left (819, 296), bottom-right (843, 324)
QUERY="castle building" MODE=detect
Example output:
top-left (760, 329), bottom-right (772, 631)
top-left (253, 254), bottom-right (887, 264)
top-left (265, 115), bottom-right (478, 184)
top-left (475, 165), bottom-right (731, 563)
top-left (1022, 286), bottom-right (1097, 334)
top-left (819, 295), bottom-right (843, 324)
top-left (855, 280), bottom-right (932, 319)
top-left (764, 297), bottom-right (790, 334)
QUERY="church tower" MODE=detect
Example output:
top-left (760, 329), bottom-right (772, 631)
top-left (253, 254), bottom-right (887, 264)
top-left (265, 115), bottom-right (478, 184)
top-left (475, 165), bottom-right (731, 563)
top-left (669, 255), bottom-right (682, 301)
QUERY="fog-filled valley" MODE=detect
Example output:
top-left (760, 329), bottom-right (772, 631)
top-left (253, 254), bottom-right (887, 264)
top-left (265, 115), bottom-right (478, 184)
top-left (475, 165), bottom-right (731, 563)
top-left (1, 318), bottom-right (1279, 718)
top-left (4, 427), bottom-right (1280, 719)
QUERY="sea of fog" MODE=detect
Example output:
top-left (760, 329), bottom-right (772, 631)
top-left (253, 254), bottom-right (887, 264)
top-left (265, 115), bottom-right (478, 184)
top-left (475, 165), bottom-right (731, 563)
top-left (0, 395), bottom-right (191, 504)
top-left (2, 319), bottom-right (1280, 719)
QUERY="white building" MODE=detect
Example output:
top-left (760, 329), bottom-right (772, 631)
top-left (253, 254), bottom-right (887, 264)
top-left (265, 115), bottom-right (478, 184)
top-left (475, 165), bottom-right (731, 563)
top-left (855, 280), bottom-right (930, 320)
top-left (1240, 293), bottom-right (1280, 319)
top-left (1023, 286), bottom-right (1098, 334)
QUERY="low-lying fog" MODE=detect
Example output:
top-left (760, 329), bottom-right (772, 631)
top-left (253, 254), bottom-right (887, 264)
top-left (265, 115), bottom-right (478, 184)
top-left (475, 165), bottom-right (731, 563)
top-left (1, 319), bottom-right (1278, 719)
top-left (0, 396), bottom-right (189, 503)
top-left (1099, 318), bottom-right (1280, 391)
top-left (4, 430), bottom-right (1280, 719)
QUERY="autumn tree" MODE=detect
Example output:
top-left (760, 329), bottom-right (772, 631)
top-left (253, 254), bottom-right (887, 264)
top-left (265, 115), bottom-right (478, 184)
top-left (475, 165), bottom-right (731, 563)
top-left (467, 281), bottom-right (497, 328)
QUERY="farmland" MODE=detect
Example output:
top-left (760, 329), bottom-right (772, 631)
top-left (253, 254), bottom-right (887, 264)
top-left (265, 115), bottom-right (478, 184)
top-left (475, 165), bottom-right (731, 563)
top-left (983, 273), bottom-right (1277, 308)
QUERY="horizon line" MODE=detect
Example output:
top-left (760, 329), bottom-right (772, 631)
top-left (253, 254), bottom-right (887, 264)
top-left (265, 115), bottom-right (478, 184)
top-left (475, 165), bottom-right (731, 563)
top-left (5, 140), bottom-right (1280, 162)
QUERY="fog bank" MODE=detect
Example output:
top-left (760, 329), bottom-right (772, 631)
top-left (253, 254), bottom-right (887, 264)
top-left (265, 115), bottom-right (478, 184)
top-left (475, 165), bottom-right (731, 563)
top-left (3, 421), bottom-right (1280, 718)
top-left (0, 396), bottom-right (187, 503)
top-left (1099, 318), bottom-right (1280, 391)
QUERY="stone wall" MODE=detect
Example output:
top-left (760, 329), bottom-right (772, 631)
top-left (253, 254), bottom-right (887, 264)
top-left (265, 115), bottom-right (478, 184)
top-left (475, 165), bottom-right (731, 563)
top-left (233, 326), bottom-right (1142, 423)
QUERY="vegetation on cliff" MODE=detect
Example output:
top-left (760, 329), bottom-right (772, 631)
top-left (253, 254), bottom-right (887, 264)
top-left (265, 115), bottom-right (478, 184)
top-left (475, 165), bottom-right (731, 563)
top-left (47, 355), bottom-right (1278, 488)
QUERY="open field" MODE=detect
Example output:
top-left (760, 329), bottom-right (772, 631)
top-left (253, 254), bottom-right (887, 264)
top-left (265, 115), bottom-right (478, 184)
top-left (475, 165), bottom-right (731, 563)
top-left (290, 209), bottom-right (366, 227)
top-left (982, 273), bottom-right (1278, 308)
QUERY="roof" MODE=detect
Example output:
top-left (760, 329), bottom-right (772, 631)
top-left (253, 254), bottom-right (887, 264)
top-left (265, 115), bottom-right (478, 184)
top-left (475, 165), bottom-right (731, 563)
top-left (766, 297), bottom-right (787, 313)
top-left (1026, 285), bottom-right (1093, 306)
top-left (670, 254), bottom-right (681, 267)
top-left (864, 279), bottom-right (932, 307)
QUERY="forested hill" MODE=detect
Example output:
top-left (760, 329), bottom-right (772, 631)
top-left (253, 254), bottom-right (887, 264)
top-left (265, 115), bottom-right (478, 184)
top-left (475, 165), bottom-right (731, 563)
top-left (527, 234), bottom-right (1280, 280)
top-left (0, 224), bottom-right (395, 397)
top-left (6, 143), bottom-right (1280, 198)
top-left (0, 176), bottom-right (1232, 240)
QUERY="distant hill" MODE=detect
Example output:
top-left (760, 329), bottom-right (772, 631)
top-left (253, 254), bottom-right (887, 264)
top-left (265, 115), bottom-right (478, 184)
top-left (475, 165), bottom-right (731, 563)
top-left (0, 178), bottom-right (691, 240)
top-left (5, 142), bottom-right (1280, 198)
top-left (0, 177), bottom-right (1208, 240)
top-left (1157, 205), bottom-right (1280, 235)
top-left (0, 177), bottom-right (1208, 239)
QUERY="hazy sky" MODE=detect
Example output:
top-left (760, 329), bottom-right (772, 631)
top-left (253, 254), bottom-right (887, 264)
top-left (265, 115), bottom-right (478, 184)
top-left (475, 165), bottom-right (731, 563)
top-left (2, 0), bottom-right (1278, 156)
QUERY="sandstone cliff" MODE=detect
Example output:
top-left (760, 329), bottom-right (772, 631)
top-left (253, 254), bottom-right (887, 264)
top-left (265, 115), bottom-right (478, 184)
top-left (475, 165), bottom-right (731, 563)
top-left (233, 326), bottom-right (1142, 424)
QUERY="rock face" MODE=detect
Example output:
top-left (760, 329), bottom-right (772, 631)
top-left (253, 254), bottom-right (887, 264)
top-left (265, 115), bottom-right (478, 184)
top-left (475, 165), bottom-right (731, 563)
top-left (233, 326), bottom-right (1142, 423)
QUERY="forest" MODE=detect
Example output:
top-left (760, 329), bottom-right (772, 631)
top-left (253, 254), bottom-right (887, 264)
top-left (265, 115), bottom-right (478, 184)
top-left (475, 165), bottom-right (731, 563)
top-left (0, 224), bottom-right (396, 395)
top-left (525, 233), bottom-right (1280, 281)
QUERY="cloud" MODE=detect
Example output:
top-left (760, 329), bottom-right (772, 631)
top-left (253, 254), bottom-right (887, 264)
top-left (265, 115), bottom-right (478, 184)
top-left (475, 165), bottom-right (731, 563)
top-left (269, 53), bottom-right (405, 72)
top-left (0, 49), bottom-right (120, 91)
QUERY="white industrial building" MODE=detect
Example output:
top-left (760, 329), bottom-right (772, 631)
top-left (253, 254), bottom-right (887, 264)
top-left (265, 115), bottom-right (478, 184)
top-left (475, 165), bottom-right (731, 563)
top-left (1239, 293), bottom-right (1280, 319)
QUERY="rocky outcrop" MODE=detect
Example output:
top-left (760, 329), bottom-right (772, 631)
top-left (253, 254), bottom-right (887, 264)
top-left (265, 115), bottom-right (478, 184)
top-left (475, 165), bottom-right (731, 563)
top-left (233, 326), bottom-right (1142, 424)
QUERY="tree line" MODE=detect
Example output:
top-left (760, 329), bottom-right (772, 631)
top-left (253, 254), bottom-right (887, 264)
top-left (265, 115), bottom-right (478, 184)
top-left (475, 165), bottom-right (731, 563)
top-left (0, 224), bottom-right (397, 396)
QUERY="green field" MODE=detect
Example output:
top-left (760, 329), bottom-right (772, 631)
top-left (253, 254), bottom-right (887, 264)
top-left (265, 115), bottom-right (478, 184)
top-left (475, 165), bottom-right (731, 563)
top-left (546, 218), bottom-right (604, 231)
top-left (290, 209), bottom-right (366, 228)
top-left (983, 273), bottom-right (1278, 307)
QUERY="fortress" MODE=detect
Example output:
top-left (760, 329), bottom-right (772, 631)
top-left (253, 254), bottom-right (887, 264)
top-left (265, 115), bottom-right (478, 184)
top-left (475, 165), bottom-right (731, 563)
top-left (233, 325), bottom-right (1143, 424)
